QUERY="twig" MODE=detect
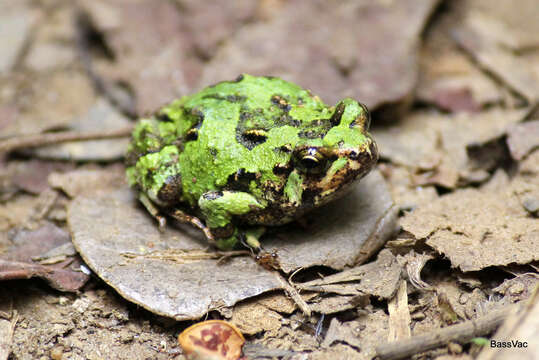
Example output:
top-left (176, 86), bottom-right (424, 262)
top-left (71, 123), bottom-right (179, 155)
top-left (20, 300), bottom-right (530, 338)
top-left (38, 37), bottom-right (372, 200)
top-left (121, 249), bottom-right (250, 263)
top-left (387, 280), bottom-right (411, 342)
top-left (476, 286), bottom-right (538, 360)
top-left (0, 127), bottom-right (133, 154)
top-left (375, 304), bottom-right (520, 360)
top-left (0, 311), bottom-right (18, 360)
top-left (275, 272), bottom-right (312, 317)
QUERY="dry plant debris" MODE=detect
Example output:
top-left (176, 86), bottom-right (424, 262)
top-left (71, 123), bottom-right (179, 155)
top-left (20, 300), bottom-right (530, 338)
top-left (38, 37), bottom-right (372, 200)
top-left (506, 120), bottom-right (539, 161)
top-left (476, 289), bottom-right (539, 360)
top-left (68, 187), bottom-right (282, 320)
top-left (373, 108), bottom-right (529, 188)
top-left (27, 99), bottom-right (131, 161)
top-left (400, 166), bottom-right (539, 272)
top-left (0, 222), bottom-right (88, 291)
top-left (1, 0), bottom-right (539, 359)
top-left (296, 249), bottom-right (403, 299)
top-left (67, 170), bottom-right (396, 320)
top-left (200, 0), bottom-right (440, 108)
top-left (48, 166), bottom-right (126, 198)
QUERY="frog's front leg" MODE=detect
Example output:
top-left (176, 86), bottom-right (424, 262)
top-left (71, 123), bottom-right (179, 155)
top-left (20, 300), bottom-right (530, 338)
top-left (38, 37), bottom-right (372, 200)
top-left (168, 208), bottom-right (216, 246)
top-left (138, 192), bottom-right (167, 229)
top-left (198, 191), bottom-right (265, 250)
top-left (139, 192), bottom-right (214, 243)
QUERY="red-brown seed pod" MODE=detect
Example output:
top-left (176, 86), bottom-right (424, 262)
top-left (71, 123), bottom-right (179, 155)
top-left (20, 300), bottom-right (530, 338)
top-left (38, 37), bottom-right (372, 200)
top-left (178, 320), bottom-right (245, 360)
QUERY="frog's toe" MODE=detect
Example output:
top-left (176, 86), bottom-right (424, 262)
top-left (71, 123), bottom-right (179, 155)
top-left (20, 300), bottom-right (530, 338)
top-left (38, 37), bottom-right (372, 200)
top-left (243, 227), bottom-right (266, 251)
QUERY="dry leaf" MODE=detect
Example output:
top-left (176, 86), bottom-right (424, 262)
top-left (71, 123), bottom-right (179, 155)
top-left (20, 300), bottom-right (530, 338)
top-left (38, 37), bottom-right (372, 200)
top-left (401, 186), bottom-right (539, 272)
top-left (68, 171), bottom-right (395, 319)
top-left (200, 0), bottom-right (440, 108)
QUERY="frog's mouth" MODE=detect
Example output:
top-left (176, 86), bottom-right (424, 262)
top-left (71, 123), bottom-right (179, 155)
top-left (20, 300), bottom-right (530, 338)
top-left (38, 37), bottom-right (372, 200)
top-left (305, 138), bottom-right (378, 203)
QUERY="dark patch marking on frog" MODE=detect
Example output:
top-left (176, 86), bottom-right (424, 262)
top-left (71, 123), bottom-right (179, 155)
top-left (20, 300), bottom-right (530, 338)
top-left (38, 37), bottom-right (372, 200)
top-left (350, 109), bottom-right (371, 131)
top-left (185, 122), bottom-right (202, 141)
top-left (208, 148), bottom-right (218, 158)
top-left (189, 107), bottom-right (205, 120)
top-left (156, 112), bottom-right (174, 122)
top-left (208, 74), bottom-right (245, 88)
top-left (226, 168), bottom-right (259, 193)
top-left (298, 118), bottom-right (333, 139)
top-left (239, 203), bottom-right (293, 226)
top-left (271, 94), bottom-right (292, 112)
top-left (235, 111), bottom-right (270, 150)
top-left (330, 101), bottom-right (346, 127)
top-left (202, 191), bottom-right (224, 201)
top-left (237, 129), bottom-right (268, 150)
top-left (210, 223), bottom-right (236, 239)
top-left (275, 144), bottom-right (293, 153)
top-left (272, 162), bottom-right (293, 177)
top-left (298, 129), bottom-right (324, 139)
top-left (183, 107), bottom-right (205, 141)
top-left (274, 114), bottom-right (301, 127)
top-left (125, 149), bottom-right (141, 167)
top-left (202, 94), bottom-right (247, 103)
top-left (157, 173), bottom-right (183, 205)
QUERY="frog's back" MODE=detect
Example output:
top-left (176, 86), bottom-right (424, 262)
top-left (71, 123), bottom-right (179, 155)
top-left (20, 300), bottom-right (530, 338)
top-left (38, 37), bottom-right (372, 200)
top-left (127, 74), bottom-right (333, 208)
top-left (168, 75), bottom-right (331, 204)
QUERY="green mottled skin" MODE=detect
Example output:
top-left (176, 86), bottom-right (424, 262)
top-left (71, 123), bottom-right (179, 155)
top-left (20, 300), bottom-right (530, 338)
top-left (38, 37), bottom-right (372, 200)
top-left (126, 74), bottom-right (378, 250)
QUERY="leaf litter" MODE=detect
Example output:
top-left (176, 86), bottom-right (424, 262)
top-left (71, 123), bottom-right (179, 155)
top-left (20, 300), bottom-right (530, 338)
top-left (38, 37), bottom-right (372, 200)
top-left (400, 169), bottom-right (539, 272)
top-left (0, 222), bottom-right (88, 291)
top-left (67, 170), bottom-right (397, 320)
top-left (2, 0), bottom-right (539, 359)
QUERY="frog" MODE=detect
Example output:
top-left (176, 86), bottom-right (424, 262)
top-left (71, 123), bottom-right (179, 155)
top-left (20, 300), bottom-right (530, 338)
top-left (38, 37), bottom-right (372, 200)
top-left (126, 74), bottom-right (378, 251)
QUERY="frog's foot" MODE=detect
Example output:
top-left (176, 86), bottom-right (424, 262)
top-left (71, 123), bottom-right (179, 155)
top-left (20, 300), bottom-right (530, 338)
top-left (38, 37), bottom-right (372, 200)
top-left (138, 193), bottom-right (167, 230)
top-left (243, 227), bottom-right (266, 251)
top-left (199, 190), bottom-right (266, 251)
top-left (168, 208), bottom-right (216, 246)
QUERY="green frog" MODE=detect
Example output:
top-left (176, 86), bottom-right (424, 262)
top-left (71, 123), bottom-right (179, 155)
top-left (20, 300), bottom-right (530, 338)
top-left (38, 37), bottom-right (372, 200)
top-left (126, 74), bottom-right (378, 251)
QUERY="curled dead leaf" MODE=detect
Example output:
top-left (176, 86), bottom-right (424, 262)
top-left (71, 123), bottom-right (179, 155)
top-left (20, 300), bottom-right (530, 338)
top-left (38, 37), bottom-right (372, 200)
top-left (178, 320), bottom-right (245, 360)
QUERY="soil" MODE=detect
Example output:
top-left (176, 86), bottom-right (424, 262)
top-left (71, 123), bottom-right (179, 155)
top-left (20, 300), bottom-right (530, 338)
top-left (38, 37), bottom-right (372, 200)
top-left (1, 0), bottom-right (538, 359)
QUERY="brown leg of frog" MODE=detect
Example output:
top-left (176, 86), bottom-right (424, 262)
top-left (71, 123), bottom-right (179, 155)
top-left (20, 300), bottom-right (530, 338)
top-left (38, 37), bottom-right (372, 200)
top-left (138, 193), bottom-right (167, 229)
top-left (167, 208), bottom-right (216, 246)
top-left (138, 193), bottom-right (215, 245)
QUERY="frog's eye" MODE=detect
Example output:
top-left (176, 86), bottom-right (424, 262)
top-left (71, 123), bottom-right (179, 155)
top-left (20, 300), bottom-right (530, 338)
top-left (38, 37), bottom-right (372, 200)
top-left (294, 147), bottom-right (328, 174)
top-left (350, 103), bottom-right (371, 131)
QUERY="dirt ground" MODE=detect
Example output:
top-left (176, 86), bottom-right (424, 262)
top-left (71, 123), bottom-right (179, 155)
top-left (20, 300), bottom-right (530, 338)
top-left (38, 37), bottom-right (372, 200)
top-left (1, 0), bottom-right (538, 359)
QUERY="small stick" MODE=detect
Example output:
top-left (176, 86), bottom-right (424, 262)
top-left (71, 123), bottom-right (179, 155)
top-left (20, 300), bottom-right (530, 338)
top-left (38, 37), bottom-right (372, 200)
top-left (375, 304), bottom-right (519, 360)
top-left (0, 127), bottom-right (133, 154)
top-left (0, 310), bottom-right (18, 360)
top-left (387, 280), bottom-right (411, 342)
top-left (275, 272), bottom-right (312, 317)
top-left (315, 313), bottom-right (325, 340)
